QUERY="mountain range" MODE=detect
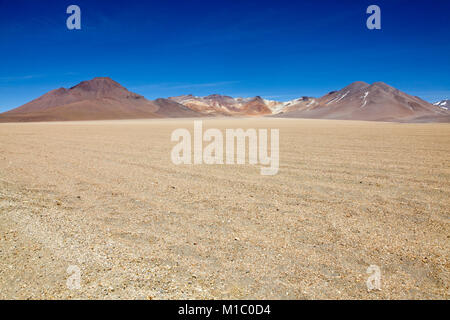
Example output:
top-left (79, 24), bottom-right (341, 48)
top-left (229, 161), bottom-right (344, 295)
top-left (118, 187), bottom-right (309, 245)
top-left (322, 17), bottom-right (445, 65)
top-left (275, 81), bottom-right (450, 122)
top-left (0, 77), bottom-right (448, 122)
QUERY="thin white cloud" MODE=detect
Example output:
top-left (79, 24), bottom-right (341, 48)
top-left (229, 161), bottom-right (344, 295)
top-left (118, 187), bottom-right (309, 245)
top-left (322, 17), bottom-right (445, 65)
top-left (0, 74), bottom-right (45, 82)
top-left (131, 81), bottom-right (239, 91)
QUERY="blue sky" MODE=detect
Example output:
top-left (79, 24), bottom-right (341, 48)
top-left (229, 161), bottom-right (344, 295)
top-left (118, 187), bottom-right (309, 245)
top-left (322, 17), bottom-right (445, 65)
top-left (0, 0), bottom-right (449, 112)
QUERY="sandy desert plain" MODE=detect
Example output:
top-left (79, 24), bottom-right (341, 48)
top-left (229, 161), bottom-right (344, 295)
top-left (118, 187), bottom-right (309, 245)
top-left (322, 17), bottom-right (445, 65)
top-left (0, 117), bottom-right (449, 299)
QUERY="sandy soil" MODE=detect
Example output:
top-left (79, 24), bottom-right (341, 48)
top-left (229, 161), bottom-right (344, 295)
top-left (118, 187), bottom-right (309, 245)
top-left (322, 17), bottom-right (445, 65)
top-left (0, 118), bottom-right (448, 299)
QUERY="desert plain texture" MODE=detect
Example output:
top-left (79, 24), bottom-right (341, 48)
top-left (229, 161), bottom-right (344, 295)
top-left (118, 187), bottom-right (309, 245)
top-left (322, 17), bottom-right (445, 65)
top-left (0, 118), bottom-right (449, 299)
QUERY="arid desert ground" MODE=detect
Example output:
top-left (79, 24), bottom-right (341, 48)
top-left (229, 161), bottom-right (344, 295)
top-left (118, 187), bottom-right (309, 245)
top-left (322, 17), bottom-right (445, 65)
top-left (0, 118), bottom-right (449, 299)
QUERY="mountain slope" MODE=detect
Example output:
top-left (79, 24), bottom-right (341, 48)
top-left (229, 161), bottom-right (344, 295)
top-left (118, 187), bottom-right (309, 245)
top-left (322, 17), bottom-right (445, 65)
top-left (0, 77), bottom-right (202, 122)
top-left (152, 98), bottom-right (205, 118)
top-left (276, 82), bottom-right (450, 122)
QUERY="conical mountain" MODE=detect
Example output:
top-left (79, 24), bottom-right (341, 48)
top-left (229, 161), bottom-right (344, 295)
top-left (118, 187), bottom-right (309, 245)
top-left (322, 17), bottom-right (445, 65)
top-left (0, 77), bottom-right (202, 122)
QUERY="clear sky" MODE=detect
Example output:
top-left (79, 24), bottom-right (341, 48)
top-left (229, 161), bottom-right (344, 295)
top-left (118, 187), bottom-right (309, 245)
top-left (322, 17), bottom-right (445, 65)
top-left (1, 0), bottom-right (449, 112)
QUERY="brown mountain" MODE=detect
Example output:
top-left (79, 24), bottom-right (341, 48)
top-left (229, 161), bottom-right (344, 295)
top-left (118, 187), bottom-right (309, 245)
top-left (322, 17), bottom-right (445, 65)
top-left (240, 96), bottom-right (273, 115)
top-left (276, 81), bottom-right (450, 122)
top-left (169, 94), bottom-right (274, 116)
top-left (0, 77), bottom-right (201, 122)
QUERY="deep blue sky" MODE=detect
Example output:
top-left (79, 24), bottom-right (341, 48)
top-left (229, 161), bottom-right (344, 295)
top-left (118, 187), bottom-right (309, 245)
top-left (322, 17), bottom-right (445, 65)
top-left (1, 0), bottom-right (449, 112)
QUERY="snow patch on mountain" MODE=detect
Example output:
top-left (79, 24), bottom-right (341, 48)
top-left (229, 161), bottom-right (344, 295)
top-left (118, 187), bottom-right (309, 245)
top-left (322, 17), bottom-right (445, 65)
top-left (361, 91), bottom-right (369, 108)
top-left (335, 91), bottom-right (349, 103)
top-left (433, 100), bottom-right (449, 110)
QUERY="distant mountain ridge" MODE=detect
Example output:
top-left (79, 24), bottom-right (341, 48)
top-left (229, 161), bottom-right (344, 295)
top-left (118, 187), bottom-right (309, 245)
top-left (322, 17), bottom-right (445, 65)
top-left (168, 94), bottom-right (274, 116)
top-left (274, 81), bottom-right (450, 122)
top-left (0, 78), bottom-right (449, 122)
top-left (434, 100), bottom-right (449, 110)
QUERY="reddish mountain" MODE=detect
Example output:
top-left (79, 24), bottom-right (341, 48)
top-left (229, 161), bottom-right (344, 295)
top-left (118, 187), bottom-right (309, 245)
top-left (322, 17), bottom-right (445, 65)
top-left (240, 96), bottom-right (273, 115)
top-left (0, 77), bottom-right (201, 122)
